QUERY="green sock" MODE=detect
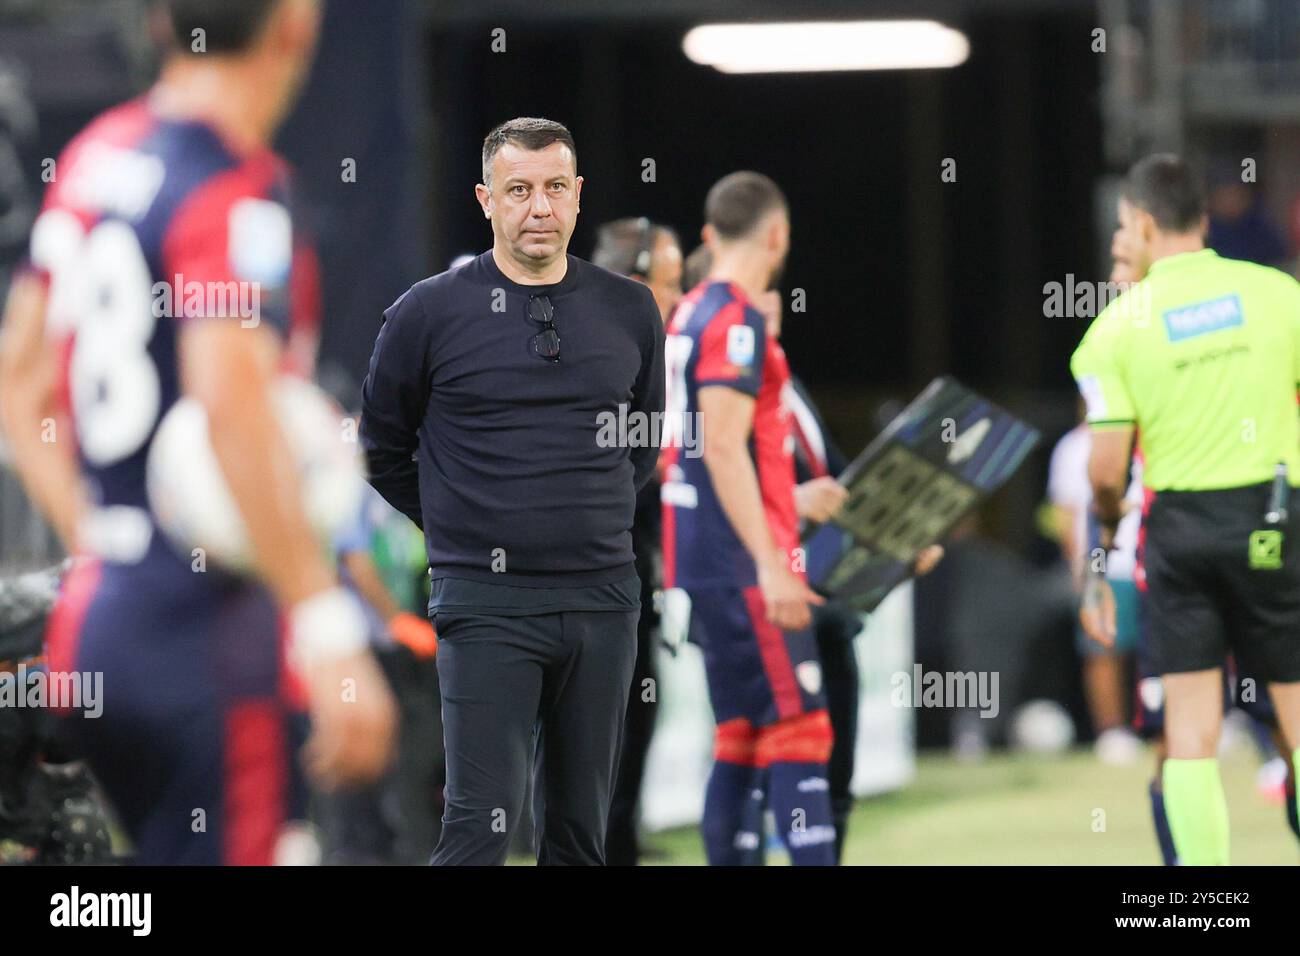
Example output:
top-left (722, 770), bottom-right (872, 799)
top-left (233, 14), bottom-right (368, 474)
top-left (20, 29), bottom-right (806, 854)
top-left (1162, 757), bottom-right (1229, 865)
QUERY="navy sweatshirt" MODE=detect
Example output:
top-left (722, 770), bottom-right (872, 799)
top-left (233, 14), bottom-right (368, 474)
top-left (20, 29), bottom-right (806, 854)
top-left (359, 250), bottom-right (665, 587)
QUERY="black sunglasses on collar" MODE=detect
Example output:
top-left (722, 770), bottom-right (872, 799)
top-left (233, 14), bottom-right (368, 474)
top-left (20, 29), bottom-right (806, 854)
top-left (527, 294), bottom-right (560, 362)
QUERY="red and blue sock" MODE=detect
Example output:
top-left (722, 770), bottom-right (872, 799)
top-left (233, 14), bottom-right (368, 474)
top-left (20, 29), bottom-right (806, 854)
top-left (759, 711), bottom-right (837, 866)
top-left (702, 719), bottom-right (766, 865)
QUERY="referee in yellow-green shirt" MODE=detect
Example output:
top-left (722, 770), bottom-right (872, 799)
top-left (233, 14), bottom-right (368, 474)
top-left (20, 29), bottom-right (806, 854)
top-left (1071, 153), bottom-right (1300, 865)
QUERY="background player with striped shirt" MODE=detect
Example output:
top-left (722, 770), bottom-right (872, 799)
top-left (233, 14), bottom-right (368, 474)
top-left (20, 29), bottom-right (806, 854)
top-left (662, 172), bottom-right (838, 865)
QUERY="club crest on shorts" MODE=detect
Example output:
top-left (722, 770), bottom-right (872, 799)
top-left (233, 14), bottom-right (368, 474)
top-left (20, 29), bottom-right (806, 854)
top-left (726, 324), bottom-right (755, 369)
top-left (796, 660), bottom-right (822, 695)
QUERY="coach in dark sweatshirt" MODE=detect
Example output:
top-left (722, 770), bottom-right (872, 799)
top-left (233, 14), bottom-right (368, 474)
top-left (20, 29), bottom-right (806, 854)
top-left (360, 118), bottom-right (664, 866)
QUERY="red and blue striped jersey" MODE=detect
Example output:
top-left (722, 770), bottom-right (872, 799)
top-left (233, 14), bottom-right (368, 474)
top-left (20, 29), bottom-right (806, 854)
top-left (661, 280), bottom-right (799, 589)
top-left (27, 97), bottom-right (300, 570)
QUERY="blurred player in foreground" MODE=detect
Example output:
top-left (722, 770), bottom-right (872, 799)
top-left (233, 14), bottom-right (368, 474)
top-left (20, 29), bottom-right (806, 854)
top-left (1072, 154), bottom-right (1300, 865)
top-left (0, 0), bottom-right (394, 863)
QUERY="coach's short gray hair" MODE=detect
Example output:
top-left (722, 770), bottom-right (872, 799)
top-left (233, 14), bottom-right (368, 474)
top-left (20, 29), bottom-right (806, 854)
top-left (481, 117), bottom-right (577, 187)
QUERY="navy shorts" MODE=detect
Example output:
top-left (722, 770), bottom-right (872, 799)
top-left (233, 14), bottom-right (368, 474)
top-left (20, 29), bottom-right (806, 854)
top-left (53, 558), bottom-right (300, 865)
top-left (687, 585), bottom-right (827, 728)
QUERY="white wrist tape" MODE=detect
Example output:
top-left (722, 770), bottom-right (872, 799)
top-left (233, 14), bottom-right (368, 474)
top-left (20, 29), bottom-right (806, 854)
top-left (289, 587), bottom-right (369, 671)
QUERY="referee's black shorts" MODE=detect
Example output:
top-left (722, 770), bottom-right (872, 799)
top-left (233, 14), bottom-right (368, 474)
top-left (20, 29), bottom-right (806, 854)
top-left (1145, 483), bottom-right (1300, 682)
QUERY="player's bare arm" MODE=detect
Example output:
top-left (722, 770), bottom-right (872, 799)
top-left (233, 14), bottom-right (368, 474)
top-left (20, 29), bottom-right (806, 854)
top-left (341, 550), bottom-right (404, 622)
top-left (180, 319), bottom-right (396, 790)
top-left (0, 275), bottom-right (85, 549)
top-left (341, 547), bottom-right (437, 658)
top-left (1087, 424), bottom-right (1136, 544)
top-left (699, 384), bottom-right (823, 631)
top-left (1079, 426), bottom-right (1133, 647)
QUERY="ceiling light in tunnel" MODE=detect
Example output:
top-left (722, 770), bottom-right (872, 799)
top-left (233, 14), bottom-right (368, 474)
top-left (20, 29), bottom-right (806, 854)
top-left (682, 20), bottom-right (970, 73)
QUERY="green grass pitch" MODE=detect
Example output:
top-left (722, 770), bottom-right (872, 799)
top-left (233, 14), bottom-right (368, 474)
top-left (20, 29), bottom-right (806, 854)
top-left (635, 746), bottom-right (1298, 866)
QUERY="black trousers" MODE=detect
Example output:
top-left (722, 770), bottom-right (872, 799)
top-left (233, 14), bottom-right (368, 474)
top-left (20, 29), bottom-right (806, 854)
top-left (605, 601), bottom-right (658, 865)
top-left (812, 602), bottom-right (862, 864)
top-left (429, 607), bottom-right (638, 866)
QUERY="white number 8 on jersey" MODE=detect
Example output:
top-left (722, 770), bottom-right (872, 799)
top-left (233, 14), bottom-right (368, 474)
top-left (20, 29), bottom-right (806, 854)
top-left (31, 209), bottom-right (161, 466)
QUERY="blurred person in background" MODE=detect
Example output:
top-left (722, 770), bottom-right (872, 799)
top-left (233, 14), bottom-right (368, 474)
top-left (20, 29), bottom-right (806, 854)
top-left (1206, 163), bottom-right (1290, 270)
top-left (315, 408), bottom-right (441, 864)
top-left (682, 243), bottom-right (710, 293)
top-left (594, 217), bottom-right (682, 325)
top-left (772, 314), bottom-right (868, 863)
top-left (1050, 411), bottom-right (1142, 763)
top-left (591, 216), bottom-right (681, 865)
top-left (1048, 232), bottom-right (1145, 767)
